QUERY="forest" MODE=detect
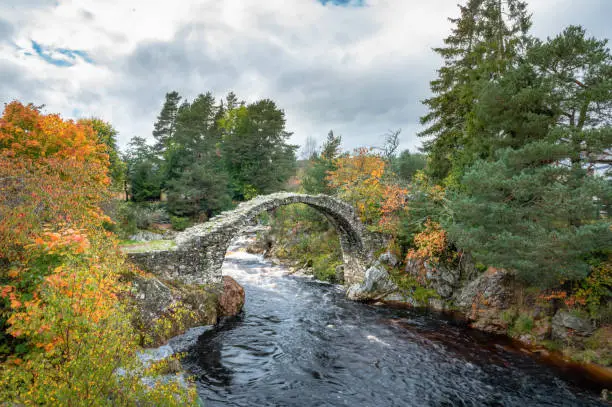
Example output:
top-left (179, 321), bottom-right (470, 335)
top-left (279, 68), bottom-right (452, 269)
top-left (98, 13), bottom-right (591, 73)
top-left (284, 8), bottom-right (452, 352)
top-left (0, 0), bottom-right (610, 404)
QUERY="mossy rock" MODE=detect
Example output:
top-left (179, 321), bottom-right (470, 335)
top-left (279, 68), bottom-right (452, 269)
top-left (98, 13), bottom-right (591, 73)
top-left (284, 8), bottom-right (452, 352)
top-left (125, 273), bottom-right (221, 347)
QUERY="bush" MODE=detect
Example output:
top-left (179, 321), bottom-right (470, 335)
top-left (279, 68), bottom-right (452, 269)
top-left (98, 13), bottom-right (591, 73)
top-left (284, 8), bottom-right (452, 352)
top-left (510, 314), bottom-right (534, 336)
top-left (170, 216), bottom-right (191, 231)
top-left (112, 202), bottom-right (172, 237)
top-left (0, 102), bottom-right (196, 405)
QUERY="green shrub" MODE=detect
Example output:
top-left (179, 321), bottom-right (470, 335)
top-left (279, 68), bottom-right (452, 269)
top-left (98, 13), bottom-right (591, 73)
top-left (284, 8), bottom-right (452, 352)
top-left (170, 216), bottom-right (191, 231)
top-left (390, 272), bottom-right (440, 305)
top-left (501, 308), bottom-right (518, 324)
top-left (510, 314), bottom-right (534, 336)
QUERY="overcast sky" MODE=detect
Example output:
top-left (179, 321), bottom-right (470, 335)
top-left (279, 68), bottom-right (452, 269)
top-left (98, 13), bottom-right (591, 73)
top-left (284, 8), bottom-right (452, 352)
top-left (1, 0), bottom-right (610, 154)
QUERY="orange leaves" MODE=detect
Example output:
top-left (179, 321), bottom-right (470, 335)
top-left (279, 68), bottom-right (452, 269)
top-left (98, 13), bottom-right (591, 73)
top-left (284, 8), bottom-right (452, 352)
top-left (0, 285), bottom-right (14, 298)
top-left (378, 184), bottom-right (408, 234)
top-left (538, 290), bottom-right (568, 301)
top-left (5, 104), bottom-right (107, 164)
top-left (0, 102), bottom-right (110, 264)
top-left (31, 228), bottom-right (91, 255)
top-left (0, 102), bottom-right (196, 406)
top-left (406, 219), bottom-right (449, 264)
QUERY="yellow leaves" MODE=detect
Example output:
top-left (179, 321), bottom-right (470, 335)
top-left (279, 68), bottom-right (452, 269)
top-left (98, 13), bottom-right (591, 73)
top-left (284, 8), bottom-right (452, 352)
top-left (327, 148), bottom-right (388, 224)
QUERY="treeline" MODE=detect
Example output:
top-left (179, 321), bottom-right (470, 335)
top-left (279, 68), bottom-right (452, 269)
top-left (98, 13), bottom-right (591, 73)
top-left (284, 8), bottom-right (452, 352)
top-left (269, 0), bottom-right (611, 330)
top-left (124, 91), bottom-right (297, 219)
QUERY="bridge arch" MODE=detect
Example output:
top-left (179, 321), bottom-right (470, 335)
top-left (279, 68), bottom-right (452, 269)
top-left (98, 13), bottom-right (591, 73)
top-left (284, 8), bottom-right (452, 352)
top-left (127, 193), bottom-right (372, 286)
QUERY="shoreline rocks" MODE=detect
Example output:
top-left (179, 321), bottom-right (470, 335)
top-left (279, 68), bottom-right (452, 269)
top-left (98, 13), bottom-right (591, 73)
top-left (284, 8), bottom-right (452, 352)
top-left (128, 272), bottom-right (245, 347)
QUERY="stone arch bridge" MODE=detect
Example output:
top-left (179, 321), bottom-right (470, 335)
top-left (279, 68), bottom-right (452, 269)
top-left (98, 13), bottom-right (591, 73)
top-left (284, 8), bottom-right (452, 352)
top-left (127, 193), bottom-right (379, 286)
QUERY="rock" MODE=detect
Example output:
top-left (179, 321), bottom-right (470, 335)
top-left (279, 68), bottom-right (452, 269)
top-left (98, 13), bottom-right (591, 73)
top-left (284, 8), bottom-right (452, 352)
top-left (404, 257), bottom-right (461, 299)
top-left (218, 276), bottom-right (245, 317)
top-left (551, 310), bottom-right (595, 340)
top-left (128, 272), bottom-right (220, 346)
top-left (129, 230), bottom-right (164, 242)
top-left (378, 251), bottom-right (398, 267)
top-left (455, 268), bottom-right (516, 334)
top-left (130, 274), bottom-right (175, 323)
top-left (382, 292), bottom-right (420, 306)
top-left (161, 230), bottom-right (178, 240)
top-left (346, 262), bottom-right (398, 301)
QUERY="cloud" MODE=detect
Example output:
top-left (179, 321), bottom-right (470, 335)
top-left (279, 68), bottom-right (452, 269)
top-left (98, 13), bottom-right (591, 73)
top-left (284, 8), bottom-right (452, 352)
top-left (0, 0), bottom-right (610, 154)
top-left (0, 18), bottom-right (13, 41)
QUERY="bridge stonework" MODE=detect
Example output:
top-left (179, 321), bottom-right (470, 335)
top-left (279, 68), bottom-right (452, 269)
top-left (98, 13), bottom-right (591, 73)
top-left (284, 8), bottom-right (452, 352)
top-left (127, 193), bottom-right (377, 287)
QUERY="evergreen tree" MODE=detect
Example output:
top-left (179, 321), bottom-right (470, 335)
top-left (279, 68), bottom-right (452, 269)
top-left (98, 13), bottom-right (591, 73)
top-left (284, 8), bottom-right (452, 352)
top-left (392, 150), bottom-right (427, 183)
top-left (220, 99), bottom-right (297, 199)
top-left (446, 142), bottom-right (611, 287)
top-left (302, 130), bottom-right (342, 194)
top-left (445, 27), bottom-right (612, 286)
top-left (164, 93), bottom-right (232, 217)
top-left (419, 0), bottom-right (532, 183)
top-left (124, 136), bottom-right (162, 201)
top-left (152, 91), bottom-right (181, 155)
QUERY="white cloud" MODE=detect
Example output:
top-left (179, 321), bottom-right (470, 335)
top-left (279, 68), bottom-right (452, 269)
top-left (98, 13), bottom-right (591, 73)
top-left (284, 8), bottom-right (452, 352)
top-left (0, 0), bottom-right (610, 153)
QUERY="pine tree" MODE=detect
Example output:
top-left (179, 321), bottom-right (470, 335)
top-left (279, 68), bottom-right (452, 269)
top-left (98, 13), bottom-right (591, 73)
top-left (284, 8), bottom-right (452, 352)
top-left (302, 130), bottom-right (342, 194)
top-left (124, 136), bottom-right (162, 201)
top-left (164, 93), bottom-right (232, 217)
top-left (152, 91), bottom-right (181, 155)
top-left (446, 142), bottom-right (611, 287)
top-left (445, 26), bottom-right (612, 286)
top-left (419, 0), bottom-right (532, 183)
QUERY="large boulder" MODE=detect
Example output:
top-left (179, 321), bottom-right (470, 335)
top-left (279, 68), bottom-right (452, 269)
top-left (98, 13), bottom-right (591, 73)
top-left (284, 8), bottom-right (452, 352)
top-left (346, 261), bottom-right (398, 301)
top-left (128, 273), bottom-right (220, 346)
top-left (218, 276), bottom-right (245, 317)
top-left (551, 310), bottom-right (595, 341)
top-left (404, 253), bottom-right (479, 300)
top-left (455, 268), bottom-right (516, 334)
top-left (130, 274), bottom-right (175, 323)
top-left (378, 251), bottom-right (399, 268)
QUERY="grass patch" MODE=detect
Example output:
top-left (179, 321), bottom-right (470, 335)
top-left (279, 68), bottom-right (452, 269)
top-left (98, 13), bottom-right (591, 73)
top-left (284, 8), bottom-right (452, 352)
top-left (120, 240), bottom-right (176, 253)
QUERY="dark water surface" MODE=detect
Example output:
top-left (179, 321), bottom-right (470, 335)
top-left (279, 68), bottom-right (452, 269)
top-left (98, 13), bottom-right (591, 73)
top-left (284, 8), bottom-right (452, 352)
top-left (183, 236), bottom-right (608, 407)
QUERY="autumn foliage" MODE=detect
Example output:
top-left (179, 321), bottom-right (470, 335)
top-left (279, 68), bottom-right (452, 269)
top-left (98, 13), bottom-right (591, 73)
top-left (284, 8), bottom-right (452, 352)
top-left (0, 102), bottom-right (195, 405)
top-left (326, 147), bottom-right (407, 233)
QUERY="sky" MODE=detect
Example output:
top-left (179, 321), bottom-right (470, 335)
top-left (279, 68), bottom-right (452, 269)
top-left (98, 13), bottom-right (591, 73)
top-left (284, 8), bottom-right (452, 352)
top-left (0, 0), bottom-right (610, 154)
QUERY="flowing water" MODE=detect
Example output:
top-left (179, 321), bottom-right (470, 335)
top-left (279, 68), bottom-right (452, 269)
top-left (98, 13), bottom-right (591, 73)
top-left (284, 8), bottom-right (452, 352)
top-left (183, 235), bottom-right (609, 406)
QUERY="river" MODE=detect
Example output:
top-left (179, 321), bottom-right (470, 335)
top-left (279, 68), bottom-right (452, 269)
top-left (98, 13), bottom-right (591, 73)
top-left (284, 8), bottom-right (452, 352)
top-left (182, 235), bottom-right (608, 406)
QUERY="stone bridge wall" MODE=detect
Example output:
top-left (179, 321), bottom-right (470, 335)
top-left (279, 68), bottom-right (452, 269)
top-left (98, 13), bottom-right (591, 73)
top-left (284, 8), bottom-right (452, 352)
top-left (127, 193), bottom-right (377, 286)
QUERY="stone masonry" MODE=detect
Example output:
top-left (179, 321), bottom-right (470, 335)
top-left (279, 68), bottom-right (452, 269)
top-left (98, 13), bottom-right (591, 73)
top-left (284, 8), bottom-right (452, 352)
top-left (127, 193), bottom-right (374, 286)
